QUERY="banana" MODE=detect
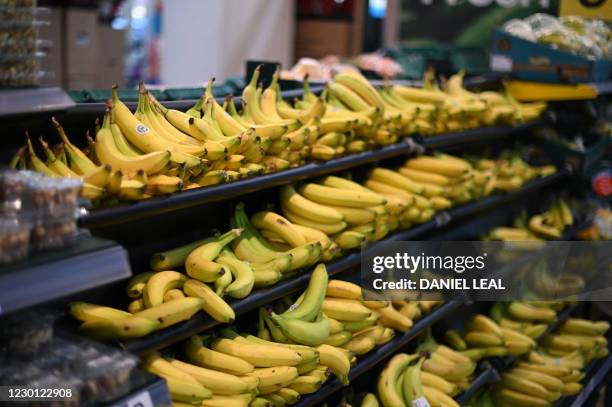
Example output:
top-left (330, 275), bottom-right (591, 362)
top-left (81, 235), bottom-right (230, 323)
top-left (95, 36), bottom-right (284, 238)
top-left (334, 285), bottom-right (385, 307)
top-left (78, 315), bottom-right (160, 339)
top-left (508, 302), bottom-right (556, 322)
top-left (292, 224), bottom-right (332, 249)
top-left (423, 386), bottom-right (460, 407)
top-left (200, 395), bottom-right (250, 407)
top-left (392, 85), bottom-right (447, 105)
top-left (329, 82), bottom-right (371, 111)
top-left (334, 71), bottom-right (384, 109)
top-left (317, 344), bottom-right (350, 384)
top-left (251, 211), bottom-right (307, 248)
top-left (150, 237), bottom-right (211, 271)
top-left (342, 334), bottom-right (376, 355)
top-left (183, 279), bottom-right (235, 323)
top-left (184, 335), bottom-right (254, 375)
top-left (135, 297), bottom-right (203, 329)
top-left (444, 329), bottom-right (467, 351)
top-left (276, 388), bottom-right (301, 404)
top-left (270, 311), bottom-right (331, 346)
top-left (168, 358), bottom-right (253, 395)
top-left (369, 167), bottom-right (424, 194)
top-left (562, 382), bottom-right (582, 396)
top-left (162, 288), bottom-right (185, 302)
top-left (211, 338), bottom-right (302, 367)
top-left (145, 174), bottom-right (183, 195)
top-left (363, 300), bottom-right (390, 310)
top-left (324, 330), bottom-right (353, 346)
top-left (326, 280), bottom-right (362, 300)
top-left (111, 87), bottom-right (203, 167)
top-left (401, 356), bottom-right (426, 406)
top-left (283, 207), bottom-right (347, 235)
top-left (421, 371), bottom-right (457, 396)
top-left (510, 368), bottom-right (564, 392)
top-left (216, 255), bottom-right (254, 299)
top-left (560, 318), bottom-right (609, 336)
top-left (493, 388), bottom-right (550, 407)
top-left (500, 372), bottom-right (550, 399)
top-left (288, 375), bottom-right (323, 394)
top-left (435, 345), bottom-right (472, 365)
top-left (163, 375), bottom-right (212, 403)
top-left (144, 270), bottom-right (187, 308)
top-left (95, 109), bottom-right (171, 175)
top-left (281, 263), bottom-right (328, 322)
top-left (377, 353), bottom-right (419, 407)
top-left (333, 230), bottom-right (366, 249)
top-left (342, 311), bottom-right (379, 332)
top-left (404, 156), bottom-right (470, 177)
top-left (280, 185), bottom-right (344, 223)
top-left (398, 167), bottom-right (450, 186)
top-left (361, 393), bottom-right (380, 407)
top-left (516, 363), bottom-right (571, 377)
top-left (378, 305), bottom-right (413, 332)
top-left (185, 229), bottom-right (242, 282)
top-left (323, 205), bottom-right (376, 225)
top-left (249, 366), bottom-right (299, 394)
top-left (240, 334), bottom-right (320, 364)
top-left (464, 331), bottom-right (504, 347)
top-left (467, 314), bottom-right (504, 338)
top-left (328, 318), bottom-right (346, 335)
top-left (321, 298), bottom-right (372, 322)
top-left (70, 302), bottom-right (132, 322)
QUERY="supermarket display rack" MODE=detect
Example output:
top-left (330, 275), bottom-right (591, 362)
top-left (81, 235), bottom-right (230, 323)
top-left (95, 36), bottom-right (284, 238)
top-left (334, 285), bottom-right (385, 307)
top-left (0, 233), bottom-right (131, 317)
top-left (0, 87), bottom-right (75, 118)
top-left (120, 168), bottom-right (568, 355)
top-left (2, 81), bottom-right (602, 407)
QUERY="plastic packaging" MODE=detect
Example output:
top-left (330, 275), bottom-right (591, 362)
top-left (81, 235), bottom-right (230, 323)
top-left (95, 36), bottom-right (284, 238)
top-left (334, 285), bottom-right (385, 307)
top-left (0, 216), bottom-right (30, 263)
top-left (0, 309), bottom-right (57, 356)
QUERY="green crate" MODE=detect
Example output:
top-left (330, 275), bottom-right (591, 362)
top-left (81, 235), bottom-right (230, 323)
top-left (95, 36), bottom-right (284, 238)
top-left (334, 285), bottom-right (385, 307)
top-left (67, 90), bottom-right (90, 103)
top-left (84, 89), bottom-right (167, 103)
top-left (163, 87), bottom-right (204, 101)
top-left (539, 133), bottom-right (609, 176)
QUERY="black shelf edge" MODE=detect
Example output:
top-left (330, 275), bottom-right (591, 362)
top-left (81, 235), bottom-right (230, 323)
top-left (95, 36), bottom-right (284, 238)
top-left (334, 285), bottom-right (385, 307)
top-left (559, 355), bottom-right (612, 407)
top-left (455, 364), bottom-right (498, 405)
top-left (294, 301), bottom-right (463, 407)
top-left (120, 170), bottom-right (567, 354)
top-left (80, 139), bottom-right (420, 229)
top-left (0, 87), bottom-right (76, 118)
top-left (106, 373), bottom-right (171, 407)
top-left (0, 235), bottom-right (131, 316)
top-left (420, 118), bottom-right (550, 150)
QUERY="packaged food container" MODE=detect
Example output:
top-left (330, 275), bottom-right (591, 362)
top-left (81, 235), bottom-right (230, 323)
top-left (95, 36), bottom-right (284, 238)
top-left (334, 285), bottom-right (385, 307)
top-left (0, 216), bottom-right (30, 263)
top-left (0, 309), bottom-right (57, 356)
top-left (29, 208), bottom-right (77, 251)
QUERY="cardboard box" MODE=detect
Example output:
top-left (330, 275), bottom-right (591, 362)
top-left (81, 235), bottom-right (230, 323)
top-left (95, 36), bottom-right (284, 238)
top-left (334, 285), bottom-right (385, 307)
top-left (38, 7), bottom-right (64, 86)
top-left (65, 8), bottom-right (99, 77)
top-left (295, 19), bottom-right (352, 60)
top-left (95, 25), bottom-right (126, 88)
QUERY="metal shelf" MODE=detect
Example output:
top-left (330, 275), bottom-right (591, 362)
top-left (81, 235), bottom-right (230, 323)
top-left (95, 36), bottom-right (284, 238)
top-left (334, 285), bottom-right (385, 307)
top-left (0, 234), bottom-right (131, 316)
top-left (455, 364), bottom-right (498, 405)
top-left (120, 170), bottom-right (568, 354)
top-left (0, 87), bottom-right (75, 117)
top-left (293, 301), bottom-right (463, 407)
top-left (420, 117), bottom-right (550, 150)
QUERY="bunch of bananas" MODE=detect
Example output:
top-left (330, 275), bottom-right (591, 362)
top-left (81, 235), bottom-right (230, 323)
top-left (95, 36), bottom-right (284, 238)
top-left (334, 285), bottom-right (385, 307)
top-left (472, 154), bottom-right (556, 195)
top-left (12, 67), bottom-right (549, 204)
top-left (390, 69), bottom-right (547, 134)
top-left (488, 197), bottom-right (573, 241)
top-left (367, 351), bottom-right (463, 407)
top-left (491, 317), bottom-right (609, 407)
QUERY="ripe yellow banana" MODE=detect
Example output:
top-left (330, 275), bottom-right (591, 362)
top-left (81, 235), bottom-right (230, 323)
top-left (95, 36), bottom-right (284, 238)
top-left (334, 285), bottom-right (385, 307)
top-left (183, 279), bottom-right (235, 323)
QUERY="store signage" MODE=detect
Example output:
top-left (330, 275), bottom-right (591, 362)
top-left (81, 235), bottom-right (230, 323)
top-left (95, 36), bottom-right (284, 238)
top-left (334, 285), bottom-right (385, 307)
top-left (559, 0), bottom-right (612, 21)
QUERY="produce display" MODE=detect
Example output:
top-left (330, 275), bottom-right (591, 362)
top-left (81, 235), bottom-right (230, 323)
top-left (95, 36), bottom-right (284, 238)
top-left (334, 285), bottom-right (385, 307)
top-left (67, 149), bottom-right (557, 340)
top-left (486, 197), bottom-right (574, 241)
top-left (346, 303), bottom-right (609, 407)
top-left (503, 14), bottom-right (612, 60)
top-left (10, 68), bottom-right (545, 203)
